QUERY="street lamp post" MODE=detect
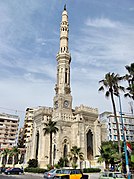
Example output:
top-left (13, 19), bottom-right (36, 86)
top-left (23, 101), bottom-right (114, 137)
top-left (118, 95), bottom-right (130, 179)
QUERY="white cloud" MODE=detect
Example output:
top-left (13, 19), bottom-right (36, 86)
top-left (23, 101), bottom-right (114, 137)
top-left (85, 17), bottom-right (119, 28)
top-left (129, 7), bottom-right (134, 11)
top-left (69, 16), bottom-right (134, 115)
top-left (71, 17), bottom-right (134, 75)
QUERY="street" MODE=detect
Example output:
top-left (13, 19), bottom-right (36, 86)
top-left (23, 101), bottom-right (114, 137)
top-left (0, 173), bottom-right (43, 179)
top-left (0, 173), bottom-right (100, 179)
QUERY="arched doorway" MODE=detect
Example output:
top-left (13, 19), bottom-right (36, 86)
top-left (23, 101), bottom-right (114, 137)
top-left (62, 139), bottom-right (69, 167)
top-left (87, 130), bottom-right (93, 160)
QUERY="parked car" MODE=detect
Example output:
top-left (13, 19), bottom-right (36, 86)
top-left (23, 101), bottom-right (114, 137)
top-left (4, 167), bottom-right (24, 175)
top-left (54, 169), bottom-right (88, 179)
top-left (99, 172), bottom-right (125, 179)
top-left (44, 169), bottom-right (86, 179)
top-left (44, 169), bottom-right (64, 179)
top-left (0, 167), bottom-right (6, 173)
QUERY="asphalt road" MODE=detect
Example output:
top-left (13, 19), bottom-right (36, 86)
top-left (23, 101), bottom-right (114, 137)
top-left (0, 173), bottom-right (100, 179)
top-left (0, 173), bottom-right (43, 179)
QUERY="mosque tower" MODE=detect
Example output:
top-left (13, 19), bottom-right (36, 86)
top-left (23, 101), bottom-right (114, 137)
top-left (53, 5), bottom-right (72, 112)
top-left (25, 5), bottom-right (101, 168)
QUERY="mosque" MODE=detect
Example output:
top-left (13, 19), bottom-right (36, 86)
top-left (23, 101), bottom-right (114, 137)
top-left (25, 6), bottom-right (101, 168)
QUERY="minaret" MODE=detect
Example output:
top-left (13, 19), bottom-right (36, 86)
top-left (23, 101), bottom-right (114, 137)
top-left (53, 5), bottom-right (72, 111)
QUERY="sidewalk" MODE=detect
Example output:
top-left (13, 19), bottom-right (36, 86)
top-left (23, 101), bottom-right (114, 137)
top-left (25, 172), bottom-right (44, 177)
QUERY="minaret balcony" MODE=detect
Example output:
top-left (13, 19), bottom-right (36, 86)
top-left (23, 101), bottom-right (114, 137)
top-left (56, 52), bottom-right (71, 63)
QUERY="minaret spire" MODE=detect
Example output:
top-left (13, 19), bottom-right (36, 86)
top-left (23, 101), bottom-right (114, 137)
top-left (53, 7), bottom-right (72, 111)
top-left (64, 4), bottom-right (66, 10)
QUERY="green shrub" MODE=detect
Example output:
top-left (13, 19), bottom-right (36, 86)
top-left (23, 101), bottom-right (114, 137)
top-left (27, 159), bottom-right (38, 168)
top-left (71, 162), bottom-right (78, 169)
top-left (24, 167), bottom-right (48, 173)
top-left (54, 164), bottom-right (60, 169)
top-left (57, 157), bottom-right (69, 167)
top-left (83, 168), bottom-right (101, 173)
top-left (47, 164), bottom-right (54, 170)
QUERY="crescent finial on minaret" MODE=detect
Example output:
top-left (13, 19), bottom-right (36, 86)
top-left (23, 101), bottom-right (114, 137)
top-left (64, 4), bottom-right (66, 10)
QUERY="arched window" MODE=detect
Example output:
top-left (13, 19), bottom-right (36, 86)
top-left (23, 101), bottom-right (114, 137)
top-left (53, 144), bottom-right (56, 160)
top-left (63, 144), bottom-right (68, 158)
top-left (36, 131), bottom-right (39, 160)
top-left (87, 130), bottom-right (93, 160)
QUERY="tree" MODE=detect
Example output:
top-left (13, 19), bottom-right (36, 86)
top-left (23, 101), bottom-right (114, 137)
top-left (9, 147), bottom-right (20, 166)
top-left (57, 157), bottom-right (69, 167)
top-left (124, 63), bottom-right (134, 100)
top-left (0, 148), bottom-right (10, 166)
top-left (98, 72), bottom-right (125, 156)
top-left (96, 141), bottom-right (119, 170)
top-left (69, 146), bottom-right (84, 169)
top-left (43, 119), bottom-right (59, 165)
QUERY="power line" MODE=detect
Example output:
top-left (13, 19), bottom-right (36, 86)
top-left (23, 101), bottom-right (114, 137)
top-left (0, 106), bottom-right (25, 113)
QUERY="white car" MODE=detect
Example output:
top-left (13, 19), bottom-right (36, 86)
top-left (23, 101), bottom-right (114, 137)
top-left (99, 172), bottom-right (126, 179)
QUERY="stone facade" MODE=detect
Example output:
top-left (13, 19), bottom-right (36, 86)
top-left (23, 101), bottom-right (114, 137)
top-left (25, 6), bottom-right (101, 168)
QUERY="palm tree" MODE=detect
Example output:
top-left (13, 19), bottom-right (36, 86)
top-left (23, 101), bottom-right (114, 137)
top-left (96, 141), bottom-right (119, 170)
top-left (124, 63), bottom-right (134, 100)
top-left (98, 72), bottom-right (125, 156)
top-left (43, 119), bottom-right (59, 165)
top-left (69, 146), bottom-right (84, 168)
top-left (0, 148), bottom-right (10, 166)
top-left (9, 147), bottom-right (20, 167)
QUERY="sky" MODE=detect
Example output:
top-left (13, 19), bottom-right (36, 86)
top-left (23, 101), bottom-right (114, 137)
top-left (0, 0), bottom-right (134, 127)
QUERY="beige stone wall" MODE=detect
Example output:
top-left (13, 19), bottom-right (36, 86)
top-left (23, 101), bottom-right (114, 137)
top-left (25, 104), bottom-right (101, 168)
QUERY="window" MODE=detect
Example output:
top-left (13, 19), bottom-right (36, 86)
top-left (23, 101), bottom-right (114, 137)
top-left (65, 69), bottom-right (67, 83)
top-left (63, 144), bottom-right (67, 158)
top-left (109, 135), bottom-right (112, 140)
top-left (0, 119), bottom-right (4, 122)
top-left (114, 135), bottom-right (117, 140)
top-left (53, 144), bottom-right (56, 159)
top-left (114, 129), bottom-right (116, 134)
top-left (126, 136), bottom-right (129, 140)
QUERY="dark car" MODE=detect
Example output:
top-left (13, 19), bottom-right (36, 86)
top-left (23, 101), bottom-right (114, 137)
top-left (4, 167), bottom-right (24, 175)
top-left (0, 167), bottom-right (6, 173)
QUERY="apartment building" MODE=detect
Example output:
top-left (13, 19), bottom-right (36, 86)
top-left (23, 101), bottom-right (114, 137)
top-left (23, 107), bottom-right (39, 147)
top-left (0, 113), bottom-right (19, 149)
top-left (99, 112), bottom-right (134, 142)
